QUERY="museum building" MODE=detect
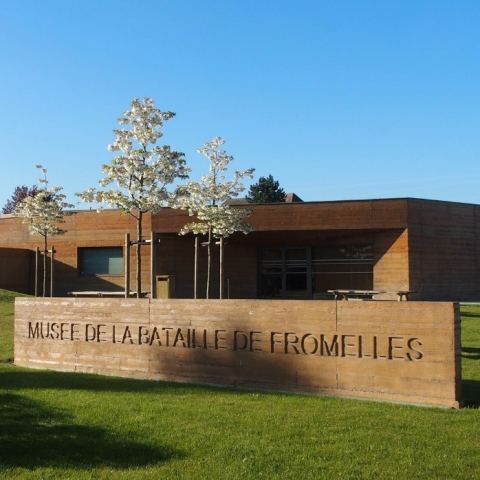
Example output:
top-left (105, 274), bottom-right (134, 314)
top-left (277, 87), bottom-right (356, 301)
top-left (1, 197), bottom-right (479, 301)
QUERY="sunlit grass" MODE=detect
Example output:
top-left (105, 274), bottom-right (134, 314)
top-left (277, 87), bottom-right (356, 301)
top-left (0, 289), bottom-right (479, 479)
top-left (0, 288), bottom-right (28, 363)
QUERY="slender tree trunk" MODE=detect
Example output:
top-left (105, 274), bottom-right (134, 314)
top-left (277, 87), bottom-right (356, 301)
top-left (194, 236), bottom-right (198, 299)
top-left (35, 247), bottom-right (39, 297)
top-left (136, 212), bottom-right (143, 298)
top-left (43, 235), bottom-right (48, 297)
top-left (219, 236), bottom-right (224, 299)
top-left (50, 246), bottom-right (54, 297)
top-left (206, 228), bottom-right (212, 299)
top-left (125, 233), bottom-right (131, 298)
top-left (150, 231), bottom-right (155, 299)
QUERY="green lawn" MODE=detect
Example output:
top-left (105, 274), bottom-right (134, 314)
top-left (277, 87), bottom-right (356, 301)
top-left (0, 288), bottom-right (28, 363)
top-left (1, 289), bottom-right (479, 479)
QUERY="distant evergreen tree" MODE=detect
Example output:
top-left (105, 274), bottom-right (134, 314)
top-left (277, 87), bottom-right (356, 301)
top-left (2, 185), bottom-right (37, 214)
top-left (246, 175), bottom-right (286, 203)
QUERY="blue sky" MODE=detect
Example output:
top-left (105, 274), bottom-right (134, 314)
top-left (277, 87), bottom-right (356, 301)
top-left (1, 1), bottom-right (479, 208)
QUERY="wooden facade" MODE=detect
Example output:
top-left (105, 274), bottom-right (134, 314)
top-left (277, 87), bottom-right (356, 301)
top-left (0, 247), bottom-right (31, 293)
top-left (1, 198), bottom-right (479, 301)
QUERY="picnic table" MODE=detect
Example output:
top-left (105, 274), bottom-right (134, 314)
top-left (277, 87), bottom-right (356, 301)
top-left (67, 291), bottom-right (151, 298)
top-left (394, 291), bottom-right (417, 301)
top-left (67, 291), bottom-right (126, 297)
top-left (327, 289), bottom-right (417, 301)
top-left (327, 289), bottom-right (384, 300)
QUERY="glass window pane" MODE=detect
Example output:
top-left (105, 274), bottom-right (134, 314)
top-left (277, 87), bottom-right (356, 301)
top-left (313, 244), bottom-right (373, 260)
top-left (80, 247), bottom-right (123, 276)
top-left (261, 272), bottom-right (282, 298)
top-left (260, 248), bottom-right (283, 297)
top-left (259, 245), bottom-right (373, 299)
top-left (286, 272), bottom-right (308, 298)
top-left (312, 244), bottom-right (373, 293)
top-left (285, 248), bottom-right (307, 273)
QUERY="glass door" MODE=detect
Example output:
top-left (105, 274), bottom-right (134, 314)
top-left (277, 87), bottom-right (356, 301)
top-left (285, 248), bottom-right (308, 298)
top-left (260, 247), bottom-right (310, 299)
top-left (260, 248), bottom-right (283, 298)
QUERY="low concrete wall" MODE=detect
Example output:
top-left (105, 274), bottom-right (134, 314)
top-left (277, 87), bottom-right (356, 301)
top-left (14, 298), bottom-right (462, 408)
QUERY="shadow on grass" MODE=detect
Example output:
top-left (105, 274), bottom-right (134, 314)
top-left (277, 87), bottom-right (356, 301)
top-left (3, 362), bottom-right (479, 412)
top-left (0, 364), bottom-right (262, 397)
top-left (462, 380), bottom-right (480, 408)
top-left (1, 367), bottom-right (164, 393)
top-left (460, 311), bottom-right (480, 319)
top-left (462, 347), bottom-right (480, 360)
top-left (0, 392), bottom-right (183, 469)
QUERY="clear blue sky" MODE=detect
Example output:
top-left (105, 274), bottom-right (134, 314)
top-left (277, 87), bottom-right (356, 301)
top-left (1, 0), bottom-right (480, 208)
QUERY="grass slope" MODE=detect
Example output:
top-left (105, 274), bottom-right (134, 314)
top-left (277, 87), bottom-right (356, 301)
top-left (1, 289), bottom-right (479, 479)
top-left (0, 288), bottom-right (28, 363)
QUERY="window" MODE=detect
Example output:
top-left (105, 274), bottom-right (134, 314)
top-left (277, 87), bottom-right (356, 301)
top-left (260, 247), bottom-right (310, 299)
top-left (285, 248), bottom-right (308, 298)
top-left (259, 244), bottom-right (373, 299)
top-left (78, 247), bottom-right (123, 276)
top-left (312, 245), bottom-right (373, 296)
top-left (260, 248), bottom-right (283, 298)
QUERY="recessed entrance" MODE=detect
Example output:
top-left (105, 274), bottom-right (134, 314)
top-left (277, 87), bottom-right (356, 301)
top-left (260, 245), bottom-right (373, 299)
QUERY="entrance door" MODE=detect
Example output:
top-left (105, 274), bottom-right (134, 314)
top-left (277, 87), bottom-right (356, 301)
top-left (260, 247), bottom-right (310, 299)
top-left (285, 248), bottom-right (308, 298)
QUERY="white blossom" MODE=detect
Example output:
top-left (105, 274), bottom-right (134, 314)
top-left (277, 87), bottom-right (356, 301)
top-left (173, 136), bottom-right (254, 299)
top-left (76, 98), bottom-right (189, 218)
top-left (75, 97), bottom-right (189, 297)
top-left (15, 166), bottom-right (74, 238)
top-left (15, 165), bottom-right (74, 297)
top-left (175, 136), bottom-right (254, 238)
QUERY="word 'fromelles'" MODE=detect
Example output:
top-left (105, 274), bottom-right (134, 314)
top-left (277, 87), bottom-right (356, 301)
top-left (27, 322), bottom-right (423, 361)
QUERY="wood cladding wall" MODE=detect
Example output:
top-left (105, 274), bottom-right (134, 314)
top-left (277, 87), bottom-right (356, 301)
top-left (156, 229), bottom-right (409, 299)
top-left (407, 200), bottom-right (480, 301)
top-left (151, 198), bottom-right (410, 233)
top-left (373, 229), bottom-right (410, 298)
top-left (0, 211), bottom-right (153, 296)
top-left (1, 198), bottom-right (480, 300)
top-left (0, 248), bottom-right (31, 293)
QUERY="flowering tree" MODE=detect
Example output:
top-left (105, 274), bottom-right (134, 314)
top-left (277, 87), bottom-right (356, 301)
top-left (76, 97), bottom-right (189, 297)
top-left (175, 136), bottom-right (254, 298)
top-left (15, 165), bottom-right (74, 296)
